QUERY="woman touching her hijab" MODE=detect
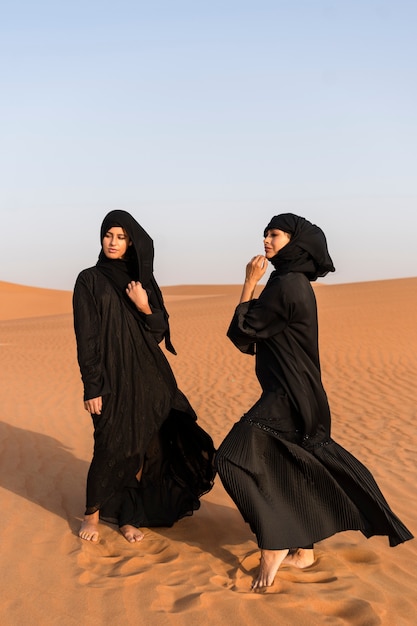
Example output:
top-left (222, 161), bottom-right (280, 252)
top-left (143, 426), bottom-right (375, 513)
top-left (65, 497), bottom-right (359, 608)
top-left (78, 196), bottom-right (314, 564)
top-left (216, 213), bottom-right (413, 590)
top-left (73, 210), bottom-right (215, 543)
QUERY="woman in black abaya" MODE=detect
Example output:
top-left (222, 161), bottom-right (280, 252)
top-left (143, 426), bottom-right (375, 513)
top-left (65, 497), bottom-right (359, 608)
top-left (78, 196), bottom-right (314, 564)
top-left (73, 210), bottom-right (215, 543)
top-left (216, 213), bottom-right (413, 590)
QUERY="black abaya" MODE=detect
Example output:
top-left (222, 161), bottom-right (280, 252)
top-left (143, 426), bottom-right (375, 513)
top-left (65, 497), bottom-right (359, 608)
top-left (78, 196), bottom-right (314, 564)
top-left (216, 271), bottom-right (413, 549)
top-left (73, 267), bottom-right (215, 527)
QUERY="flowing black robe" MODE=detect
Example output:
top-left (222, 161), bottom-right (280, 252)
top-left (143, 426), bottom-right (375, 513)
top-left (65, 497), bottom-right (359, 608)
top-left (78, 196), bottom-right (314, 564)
top-left (216, 271), bottom-right (413, 549)
top-left (73, 267), bottom-right (215, 527)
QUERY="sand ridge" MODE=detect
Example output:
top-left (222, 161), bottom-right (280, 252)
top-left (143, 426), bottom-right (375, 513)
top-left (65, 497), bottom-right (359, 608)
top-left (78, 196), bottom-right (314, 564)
top-left (0, 278), bottom-right (416, 625)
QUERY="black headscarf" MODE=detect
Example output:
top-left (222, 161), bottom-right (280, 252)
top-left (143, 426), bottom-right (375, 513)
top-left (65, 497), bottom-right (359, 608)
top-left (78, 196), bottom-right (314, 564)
top-left (264, 213), bottom-right (335, 281)
top-left (96, 209), bottom-right (176, 354)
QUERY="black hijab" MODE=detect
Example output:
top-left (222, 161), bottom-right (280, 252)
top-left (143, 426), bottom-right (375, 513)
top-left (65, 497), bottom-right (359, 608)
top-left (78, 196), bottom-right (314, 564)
top-left (96, 210), bottom-right (176, 354)
top-left (264, 213), bottom-right (335, 281)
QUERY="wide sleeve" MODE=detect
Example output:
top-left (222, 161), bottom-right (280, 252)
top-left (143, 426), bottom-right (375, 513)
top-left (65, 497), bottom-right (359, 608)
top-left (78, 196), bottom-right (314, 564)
top-left (227, 283), bottom-right (291, 354)
top-left (73, 273), bottom-right (111, 401)
top-left (142, 308), bottom-right (169, 344)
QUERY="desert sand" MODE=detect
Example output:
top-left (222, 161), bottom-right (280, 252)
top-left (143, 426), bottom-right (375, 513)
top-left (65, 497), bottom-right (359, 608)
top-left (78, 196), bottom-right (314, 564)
top-left (0, 278), bottom-right (416, 625)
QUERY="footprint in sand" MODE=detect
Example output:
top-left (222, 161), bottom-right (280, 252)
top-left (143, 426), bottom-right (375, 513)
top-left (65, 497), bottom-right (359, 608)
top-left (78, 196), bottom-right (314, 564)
top-left (337, 547), bottom-right (380, 565)
top-left (76, 531), bottom-right (180, 588)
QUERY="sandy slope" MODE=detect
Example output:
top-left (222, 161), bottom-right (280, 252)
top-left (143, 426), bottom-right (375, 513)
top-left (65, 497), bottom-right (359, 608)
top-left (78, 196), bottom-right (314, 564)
top-left (0, 278), bottom-right (415, 625)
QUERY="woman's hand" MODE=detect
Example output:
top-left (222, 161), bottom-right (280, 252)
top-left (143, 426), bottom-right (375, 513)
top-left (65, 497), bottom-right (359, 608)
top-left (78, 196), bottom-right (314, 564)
top-left (239, 255), bottom-right (268, 303)
top-left (84, 396), bottom-right (102, 415)
top-left (245, 255), bottom-right (268, 284)
top-left (126, 281), bottom-right (152, 314)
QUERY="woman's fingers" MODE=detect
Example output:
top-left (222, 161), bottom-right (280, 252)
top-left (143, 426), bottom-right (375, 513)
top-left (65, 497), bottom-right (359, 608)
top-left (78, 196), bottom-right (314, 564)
top-left (246, 255), bottom-right (268, 280)
top-left (84, 397), bottom-right (103, 415)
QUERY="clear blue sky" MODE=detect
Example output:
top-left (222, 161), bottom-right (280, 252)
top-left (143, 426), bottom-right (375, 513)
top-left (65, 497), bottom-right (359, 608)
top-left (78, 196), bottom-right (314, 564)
top-left (1, 0), bottom-right (416, 290)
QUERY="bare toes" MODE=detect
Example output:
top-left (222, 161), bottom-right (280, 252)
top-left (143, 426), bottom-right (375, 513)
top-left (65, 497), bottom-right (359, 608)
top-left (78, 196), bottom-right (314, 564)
top-left (120, 525), bottom-right (144, 543)
top-left (79, 521), bottom-right (100, 543)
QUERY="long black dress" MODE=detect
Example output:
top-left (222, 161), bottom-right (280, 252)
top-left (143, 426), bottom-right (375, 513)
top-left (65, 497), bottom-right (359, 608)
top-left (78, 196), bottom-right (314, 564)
top-left (73, 267), bottom-right (215, 528)
top-left (216, 271), bottom-right (413, 549)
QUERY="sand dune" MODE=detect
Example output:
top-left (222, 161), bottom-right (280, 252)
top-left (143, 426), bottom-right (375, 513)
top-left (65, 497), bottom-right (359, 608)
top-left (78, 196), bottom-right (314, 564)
top-left (0, 278), bottom-right (416, 625)
top-left (0, 281), bottom-right (73, 321)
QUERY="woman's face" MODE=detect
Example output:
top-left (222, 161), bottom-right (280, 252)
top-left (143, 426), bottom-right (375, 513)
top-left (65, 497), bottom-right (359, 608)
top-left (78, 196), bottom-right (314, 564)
top-left (264, 229), bottom-right (291, 258)
top-left (102, 227), bottom-right (131, 259)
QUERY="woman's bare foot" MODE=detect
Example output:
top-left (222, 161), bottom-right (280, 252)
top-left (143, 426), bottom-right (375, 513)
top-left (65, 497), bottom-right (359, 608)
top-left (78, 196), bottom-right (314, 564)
top-left (283, 548), bottom-right (315, 569)
top-left (120, 525), bottom-right (144, 543)
top-left (251, 549), bottom-right (289, 590)
top-left (79, 511), bottom-right (100, 542)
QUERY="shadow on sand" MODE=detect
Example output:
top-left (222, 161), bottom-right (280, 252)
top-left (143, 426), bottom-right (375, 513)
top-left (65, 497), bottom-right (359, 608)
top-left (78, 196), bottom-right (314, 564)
top-left (0, 419), bottom-right (251, 568)
top-left (0, 419), bottom-right (88, 535)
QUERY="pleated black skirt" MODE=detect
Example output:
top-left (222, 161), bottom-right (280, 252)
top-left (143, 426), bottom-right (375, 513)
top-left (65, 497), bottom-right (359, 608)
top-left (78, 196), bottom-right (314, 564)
top-left (216, 417), bottom-right (413, 550)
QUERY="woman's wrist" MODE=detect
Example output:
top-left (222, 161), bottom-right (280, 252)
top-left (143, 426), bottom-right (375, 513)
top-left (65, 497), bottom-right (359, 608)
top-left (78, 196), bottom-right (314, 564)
top-left (137, 304), bottom-right (152, 315)
top-left (239, 281), bottom-right (256, 304)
